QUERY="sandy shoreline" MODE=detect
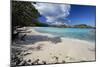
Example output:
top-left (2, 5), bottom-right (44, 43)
top-left (11, 27), bottom-right (96, 65)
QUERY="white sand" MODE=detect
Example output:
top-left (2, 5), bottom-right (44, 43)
top-left (15, 27), bottom-right (96, 64)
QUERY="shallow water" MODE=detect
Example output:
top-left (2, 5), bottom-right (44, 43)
top-left (34, 27), bottom-right (96, 42)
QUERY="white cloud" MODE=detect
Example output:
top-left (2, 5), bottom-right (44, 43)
top-left (32, 3), bottom-right (71, 24)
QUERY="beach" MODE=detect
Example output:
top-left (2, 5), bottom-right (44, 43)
top-left (11, 27), bottom-right (96, 65)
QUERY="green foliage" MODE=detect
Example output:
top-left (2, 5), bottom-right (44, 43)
top-left (12, 1), bottom-right (40, 27)
top-left (33, 22), bottom-right (49, 27)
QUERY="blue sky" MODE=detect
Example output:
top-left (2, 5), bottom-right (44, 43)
top-left (68, 5), bottom-right (96, 26)
top-left (33, 3), bottom-right (96, 26)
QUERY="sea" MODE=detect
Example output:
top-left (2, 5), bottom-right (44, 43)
top-left (34, 27), bottom-right (96, 43)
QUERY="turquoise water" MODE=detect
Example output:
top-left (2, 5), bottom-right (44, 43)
top-left (34, 27), bottom-right (96, 42)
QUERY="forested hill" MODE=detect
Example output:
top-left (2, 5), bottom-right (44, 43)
top-left (12, 1), bottom-right (49, 27)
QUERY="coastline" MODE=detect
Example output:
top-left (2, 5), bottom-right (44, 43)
top-left (31, 27), bottom-right (95, 44)
top-left (12, 27), bottom-right (96, 65)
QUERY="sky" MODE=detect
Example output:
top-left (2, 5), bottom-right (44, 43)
top-left (32, 3), bottom-right (96, 26)
top-left (68, 5), bottom-right (96, 26)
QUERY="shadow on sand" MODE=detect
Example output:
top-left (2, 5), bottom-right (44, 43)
top-left (14, 35), bottom-right (62, 45)
top-left (11, 35), bottom-right (62, 66)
